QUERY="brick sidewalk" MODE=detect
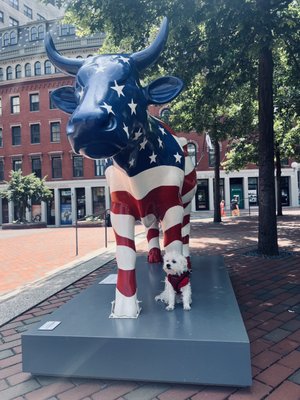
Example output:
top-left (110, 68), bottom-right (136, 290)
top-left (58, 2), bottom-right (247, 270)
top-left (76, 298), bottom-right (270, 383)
top-left (0, 212), bottom-right (299, 399)
top-left (0, 225), bottom-right (144, 297)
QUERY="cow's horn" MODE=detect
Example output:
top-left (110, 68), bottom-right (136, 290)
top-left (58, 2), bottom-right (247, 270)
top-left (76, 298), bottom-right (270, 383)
top-left (131, 17), bottom-right (168, 71)
top-left (45, 33), bottom-right (84, 76)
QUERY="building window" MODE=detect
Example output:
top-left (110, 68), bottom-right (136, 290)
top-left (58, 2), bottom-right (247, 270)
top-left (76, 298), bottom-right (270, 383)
top-left (60, 24), bottom-right (75, 36)
top-left (0, 68), bottom-right (3, 81)
top-left (25, 63), bottom-right (31, 77)
top-left (0, 159), bottom-right (4, 180)
top-left (3, 32), bottom-right (9, 46)
top-left (0, 128), bottom-right (3, 147)
top-left (30, 93), bottom-right (39, 111)
top-left (10, 30), bottom-right (17, 43)
top-left (7, 66), bottom-right (13, 80)
top-left (30, 124), bottom-right (40, 144)
top-left (37, 13), bottom-right (45, 21)
top-left (37, 25), bottom-right (44, 40)
top-left (15, 64), bottom-right (21, 78)
top-left (49, 92), bottom-right (57, 109)
top-left (0, 11), bottom-right (4, 23)
top-left (94, 159), bottom-right (106, 176)
top-left (50, 122), bottom-right (60, 142)
top-left (73, 156), bottom-right (83, 177)
top-left (34, 61), bottom-right (41, 76)
top-left (32, 158), bottom-right (41, 178)
top-left (9, 0), bottom-right (19, 10)
top-left (44, 60), bottom-right (52, 74)
top-left (9, 17), bottom-right (18, 26)
top-left (13, 159), bottom-right (22, 171)
top-left (248, 177), bottom-right (258, 206)
top-left (92, 187), bottom-right (105, 215)
top-left (12, 126), bottom-right (21, 145)
top-left (0, 97), bottom-right (2, 115)
top-left (11, 96), bottom-right (20, 113)
top-left (187, 142), bottom-right (197, 166)
top-left (52, 156), bottom-right (62, 178)
top-left (160, 107), bottom-right (171, 124)
top-left (30, 26), bottom-right (37, 41)
top-left (24, 5), bottom-right (32, 19)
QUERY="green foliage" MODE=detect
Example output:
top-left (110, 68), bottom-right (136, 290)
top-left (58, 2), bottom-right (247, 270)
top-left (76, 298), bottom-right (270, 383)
top-left (0, 170), bottom-right (53, 222)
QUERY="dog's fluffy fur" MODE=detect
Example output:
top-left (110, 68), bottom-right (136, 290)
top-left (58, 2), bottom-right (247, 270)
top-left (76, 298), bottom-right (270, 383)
top-left (155, 252), bottom-right (192, 311)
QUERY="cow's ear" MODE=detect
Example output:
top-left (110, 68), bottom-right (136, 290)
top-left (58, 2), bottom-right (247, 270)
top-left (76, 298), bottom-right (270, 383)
top-left (51, 86), bottom-right (78, 114)
top-left (144, 76), bottom-right (183, 105)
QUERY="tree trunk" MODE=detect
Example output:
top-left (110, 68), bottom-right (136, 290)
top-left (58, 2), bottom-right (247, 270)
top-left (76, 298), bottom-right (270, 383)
top-left (257, 0), bottom-right (278, 255)
top-left (275, 145), bottom-right (283, 217)
top-left (213, 138), bottom-right (221, 223)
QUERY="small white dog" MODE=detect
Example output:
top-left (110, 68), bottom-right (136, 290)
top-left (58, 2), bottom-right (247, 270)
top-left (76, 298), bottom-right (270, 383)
top-left (155, 252), bottom-right (192, 311)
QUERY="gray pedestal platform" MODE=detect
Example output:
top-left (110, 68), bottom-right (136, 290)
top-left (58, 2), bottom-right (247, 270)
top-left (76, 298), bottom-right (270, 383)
top-left (22, 255), bottom-right (252, 386)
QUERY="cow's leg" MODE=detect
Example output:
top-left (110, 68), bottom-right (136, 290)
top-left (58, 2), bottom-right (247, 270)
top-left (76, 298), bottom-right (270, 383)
top-left (110, 211), bottom-right (140, 318)
top-left (145, 220), bottom-right (163, 263)
top-left (161, 204), bottom-right (184, 255)
top-left (182, 202), bottom-right (192, 269)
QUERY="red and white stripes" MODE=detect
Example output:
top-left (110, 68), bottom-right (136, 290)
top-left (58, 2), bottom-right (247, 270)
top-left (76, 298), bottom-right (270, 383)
top-left (107, 149), bottom-right (196, 318)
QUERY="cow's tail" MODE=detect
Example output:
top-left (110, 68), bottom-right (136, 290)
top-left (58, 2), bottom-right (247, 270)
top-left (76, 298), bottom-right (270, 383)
top-left (181, 139), bottom-right (197, 267)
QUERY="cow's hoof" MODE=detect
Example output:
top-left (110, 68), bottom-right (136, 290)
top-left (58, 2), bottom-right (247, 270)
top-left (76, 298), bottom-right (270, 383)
top-left (148, 248), bottom-right (163, 263)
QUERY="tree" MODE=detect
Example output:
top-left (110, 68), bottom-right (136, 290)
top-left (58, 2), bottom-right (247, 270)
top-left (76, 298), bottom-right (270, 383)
top-left (223, 43), bottom-right (300, 217)
top-left (0, 170), bottom-right (53, 223)
top-left (50, 0), bottom-right (300, 255)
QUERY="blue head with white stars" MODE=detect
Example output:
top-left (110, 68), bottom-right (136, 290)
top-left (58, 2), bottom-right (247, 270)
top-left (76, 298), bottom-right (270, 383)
top-left (45, 18), bottom-right (183, 159)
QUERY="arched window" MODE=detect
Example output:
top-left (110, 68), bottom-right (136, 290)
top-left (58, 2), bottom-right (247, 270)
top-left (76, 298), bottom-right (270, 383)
top-left (10, 30), bottom-right (17, 45)
top-left (25, 63), bottom-right (31, 77)
top-left (15, 64), bottom-right (22, 79)
top-left (34, 61), bottom-right (41, 76)
top-left (37, 25), bottom-right (44, 40)
top-left (160, 107), bottom-right (171, 124)
top-left (6, 66), bottom-right (13, 80)
top-left (30, 26), bottom-right (37, 41)
top-left (0, 68), bottom-right (4, 81)
top-left (3, 32), bottom-right (9, 46)
top-left (44, 60), bottom-right (52, 74)
top-left (187, 142), bottom-right (197, 166)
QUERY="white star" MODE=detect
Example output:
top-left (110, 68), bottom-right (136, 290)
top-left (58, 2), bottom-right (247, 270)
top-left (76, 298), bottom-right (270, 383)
top-left (123, 123), bottom-right (129, 137)
top-left (159, 126), bottom-right (167, 135)
top-left (100, 102), bottom-right (115, 115)
top-left (128, 99), bottom-right (137, 115)
top-left (158, 137), bottom-right (163, 148)
top-left (149, 152), bottom-right (157, 164)
top-left (111, 80), bottom-right (125, 97)
top-left (119, 56), bottom-right (130, 64)
top-left (133, 128), bottom-right (143, 140)
top-left (174, 152), bottom-right (182, 163)
top-left (140, 137), bottom-right (148, 150)
top-left (129, 158), bottom-right (135, 167)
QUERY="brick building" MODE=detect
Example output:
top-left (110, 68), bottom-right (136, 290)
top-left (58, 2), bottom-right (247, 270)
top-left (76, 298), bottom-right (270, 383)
top-left (0, 20), bottom-right (299, 226)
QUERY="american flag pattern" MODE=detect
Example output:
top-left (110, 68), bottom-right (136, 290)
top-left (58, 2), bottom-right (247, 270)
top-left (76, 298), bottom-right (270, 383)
top-left (106, 117), bottom-right (196, 318)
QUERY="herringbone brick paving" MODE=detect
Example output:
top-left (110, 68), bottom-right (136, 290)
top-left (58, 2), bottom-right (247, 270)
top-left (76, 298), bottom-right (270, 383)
top-left (0, 212), bottom-right (299, 399)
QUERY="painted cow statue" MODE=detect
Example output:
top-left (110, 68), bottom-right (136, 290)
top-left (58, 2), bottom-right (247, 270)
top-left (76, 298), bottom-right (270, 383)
top-left (45, 17), bottom-right (196, 318)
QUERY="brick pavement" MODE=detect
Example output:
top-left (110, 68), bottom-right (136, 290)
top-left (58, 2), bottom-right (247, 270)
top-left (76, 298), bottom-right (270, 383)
top-left (0, 211), bottom-right (299, 399)
top-left (0, 225), bottom-right (144, 298)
